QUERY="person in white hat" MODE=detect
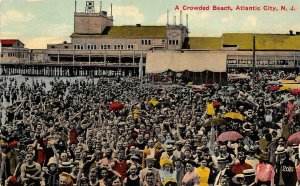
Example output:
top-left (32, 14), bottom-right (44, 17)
top-left (41, 156), bottom-right (62, 186)
top-left (274, 146), bottom-right (297, 186)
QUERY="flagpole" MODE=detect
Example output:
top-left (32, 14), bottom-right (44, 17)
top-left (139, 52), bottom-right (143, 88)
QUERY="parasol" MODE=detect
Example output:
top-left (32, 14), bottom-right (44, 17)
top-left (223, 112), bottom-right (245, 121)
top-left (216, 131), bottom-right (244, 142)
top-left (109, 102), bottom-right (124, 111)
top-left (287, 131), bottom-right (300, 146)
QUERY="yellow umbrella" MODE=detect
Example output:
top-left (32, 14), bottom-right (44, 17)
top-left (223, 112), bottom-right (245, 121)
top-left (148, 98), bottom-right (159, 106)
top-left (279, 86), bottom-right (289, 91)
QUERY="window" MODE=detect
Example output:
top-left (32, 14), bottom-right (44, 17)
top-left (80, 45), bottom-right (84, 50)
top-left (127, 44), bottom-right (134, 50)
top-left (87, 45), bottom-right (91, 50)
top-left (121, 45), bottom-right (124, 50)
top-left (141, 40), bottom-right (144, 45)
top-left (65, 46), bottom-right (69, 49)
top-left (107, 45), bottom-right (110, 49)
top-left (176, 40), bottom-right (179, 45)
top-left (1, 54), bottom-right (3, 57)
top-left (114, 45), bottom-right (117, 50)
top-left (169, 40), bottom-right (172, 45)
top-left (51, 46), bottom-right (55, 49)
top-left (74, 45), bottom-right (77, 50)
top-left (172, 40), bottom-right (175, 45)
top-left (148, 40), bottom-right (151, 45)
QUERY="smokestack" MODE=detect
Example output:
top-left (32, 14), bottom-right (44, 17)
top-left (111, 3), bottom-right (113, 17)
top-left (100, 1), bottom-right (102, 12)
top-left (180, 10), bottom-right (182, 25)
top-left (186, 14), bottom-right (189, 29)
top-left (167, 10), bottom-right (169, 25)
top-left (174, 16), bottom-right (176, 25)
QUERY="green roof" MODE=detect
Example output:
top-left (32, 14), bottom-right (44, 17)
top-left (187, 33), bottom-right (300, 51)
top-left (188, 37), bottom-right (221, 50)
top-left (223, 33), bottom-right (300, 50)
top-left (71, 26), bottom-right (166, 38)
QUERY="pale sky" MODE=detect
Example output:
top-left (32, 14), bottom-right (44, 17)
top-left (1, 0), bottom-right (300, 49)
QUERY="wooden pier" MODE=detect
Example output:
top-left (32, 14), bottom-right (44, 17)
top-left (0, 61), bottom-right (144, 77)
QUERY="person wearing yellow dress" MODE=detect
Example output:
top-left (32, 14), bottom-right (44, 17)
top-left (195, 159), bottom-right (211, 186)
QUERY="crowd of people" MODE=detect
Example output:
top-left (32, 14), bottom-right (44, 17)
top-left (0, 71), bottom-right (299, 186)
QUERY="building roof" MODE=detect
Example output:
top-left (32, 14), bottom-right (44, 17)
top-left (188, 33), bottom-right (300, 51)
top-left (187, 37), bottom-right (221, 50)
top-left (71, 26), bottom-right (166, 38)
top-left (0, 39), bottom-right (23, 45)
top-left (223, 33), bottom-right (300, 50)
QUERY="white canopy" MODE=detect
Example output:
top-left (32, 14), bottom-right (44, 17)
top-left (146, 52), bottom-right (227, 73)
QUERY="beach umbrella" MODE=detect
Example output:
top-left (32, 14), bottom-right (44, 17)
top-left (216, 131), bottom-right (244, 142)
top-left (223, 112), bottom-right (245, 121)
top-left (204, 84), bottom-right (214, 88)
top-left (109, 102), bottom-right (124, 111)
top-left (278, 86), bottom-right (289, 91)
top-left (268, 85), bottom-right (280, 92)
top-left (192, 87), bottom-right (203, 93)
top-left (290, 89), bottom-right (300, 95)
top-left (287, 131), bottom-right (300, 146)
top-left (205, 118), bottom-right (228, 127)
top-left (148, 98), bottom-right (160, 107)
top-left (213, 101), bottom-right (221, 107)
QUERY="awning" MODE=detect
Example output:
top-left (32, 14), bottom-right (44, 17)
top-left (146, 52), bottom-right (227, 73)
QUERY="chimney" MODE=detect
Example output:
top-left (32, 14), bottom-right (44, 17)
top-left (186, 14), bottom-right (189, 29)
top-left (111, 3), bottom-right (113, 17)
top-left (173, 16), bottom-right (176, 25)
top-left (100, 1), bottom-right (102, 12)
top-left (167, 10), bottom-right (169, 26)
top-left (180, 10), bottom-right (182, 25)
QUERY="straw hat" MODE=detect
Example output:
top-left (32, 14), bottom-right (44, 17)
top-left (275, 146), bottom-right (286, 155)
top-left (165, 145), bottom-right (174, 151)
top-left (47, 157), bottom-right (58, 166)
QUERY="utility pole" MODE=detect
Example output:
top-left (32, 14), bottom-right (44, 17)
top-left (252, 35), bottom-right (256, 81)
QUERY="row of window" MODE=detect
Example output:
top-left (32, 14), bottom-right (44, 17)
top-left (74, 44), bottom-right (135, 50)
top-left (228, 59), bottom-right (297, 66)
top-left (1, 53), bottom-right (27, 58)
top-left (169, 40), bottom-right (179, 45)
top-left (141, 39), bottom-right (151, 45)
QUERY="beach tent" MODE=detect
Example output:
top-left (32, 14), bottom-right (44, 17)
top-left (146, 52), bottom-right (227, 84)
